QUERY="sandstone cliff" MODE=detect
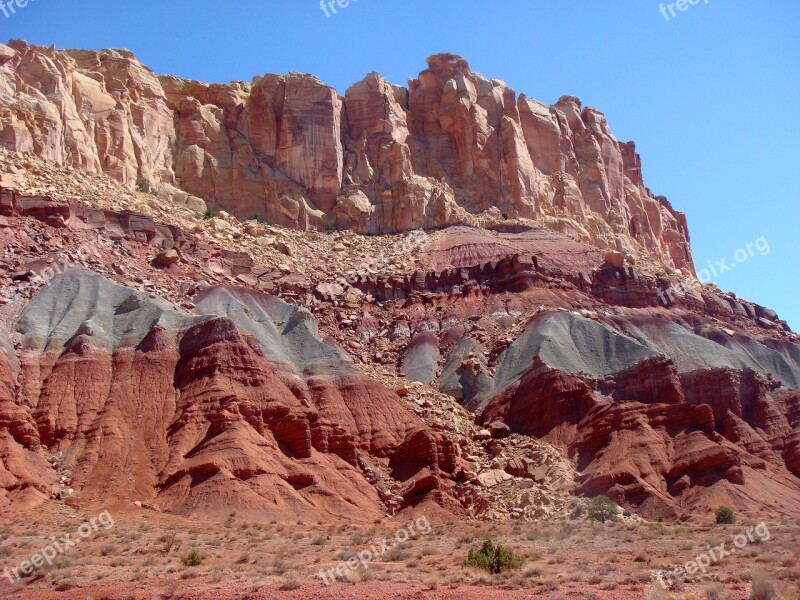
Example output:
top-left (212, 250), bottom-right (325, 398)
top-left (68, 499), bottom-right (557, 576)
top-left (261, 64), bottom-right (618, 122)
top-left (0, 42), bottom-right (693, 273)
top-left (3, 44), bottom-right (798, 524)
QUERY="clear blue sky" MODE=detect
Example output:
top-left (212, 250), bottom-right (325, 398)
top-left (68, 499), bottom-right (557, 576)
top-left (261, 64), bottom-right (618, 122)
top-left (4, 1), bottom-right (799, 329)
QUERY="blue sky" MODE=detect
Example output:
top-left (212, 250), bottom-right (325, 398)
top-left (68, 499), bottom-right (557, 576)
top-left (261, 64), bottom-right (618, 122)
top-left (4, 1), bottom-right (799, 329)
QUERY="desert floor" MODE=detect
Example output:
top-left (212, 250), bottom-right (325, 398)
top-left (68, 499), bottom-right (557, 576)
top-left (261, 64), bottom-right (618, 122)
top-left (0, 503), bottom-right (797, 599)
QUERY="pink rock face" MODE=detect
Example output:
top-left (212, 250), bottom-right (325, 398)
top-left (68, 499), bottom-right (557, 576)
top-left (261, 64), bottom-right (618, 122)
top-left (0, 42), bottom-right (693, 273)
top-left (0, 42), bottom-right (175, 187)
top-left (405, 53), bottom-right (540, 219)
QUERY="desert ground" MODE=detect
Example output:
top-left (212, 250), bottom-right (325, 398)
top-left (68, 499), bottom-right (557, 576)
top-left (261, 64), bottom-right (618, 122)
top-left (1, 503), bottom-right (797, 599)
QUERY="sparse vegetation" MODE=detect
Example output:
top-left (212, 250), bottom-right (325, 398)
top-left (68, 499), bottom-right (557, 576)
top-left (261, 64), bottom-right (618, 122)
top-left (204, 206), bottom-right (219, 219)
top-left (180, 549), bottom-right (203, 567)
top-left (560, 522), bottom-right (577, 536)
top-left (749, 569), bottom-right (778, 600)
top-left (161, 532), bottom-right (181, 555)
top-left (279, 573), bottom-right (303, 591)
top-left (465, 539), bottom-right (524, 574)
top-left (2, 491), bottom-right (799, 596)
top-left (716, 506), bottom-right (736, 525)
top-left (587, 496), bottom-right (619, 523)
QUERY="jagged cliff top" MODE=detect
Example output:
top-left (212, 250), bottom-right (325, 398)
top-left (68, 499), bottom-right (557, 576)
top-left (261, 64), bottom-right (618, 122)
top-left (1, 40), bottom-right (694, 277)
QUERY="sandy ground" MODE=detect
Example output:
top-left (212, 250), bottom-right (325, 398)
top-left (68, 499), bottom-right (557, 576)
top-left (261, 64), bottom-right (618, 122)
top-left (0, 503), bottom-right (797, 599)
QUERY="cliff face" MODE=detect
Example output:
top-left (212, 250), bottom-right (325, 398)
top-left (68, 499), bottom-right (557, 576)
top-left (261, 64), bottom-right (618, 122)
top-left (0, 42), bottom-right (693, 273)
top-left (0, 157), bottom-right (797, 521)
top-left (9, 42), bottom-right (799, 524)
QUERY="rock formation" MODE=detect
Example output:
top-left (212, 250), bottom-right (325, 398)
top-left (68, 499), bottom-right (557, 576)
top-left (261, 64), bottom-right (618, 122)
top-left (3, 270), bottom-right (459, 518)
top-left (0, 45), bottom-right (798, 523)
top-left (0, 41), bottom-right (692, 273)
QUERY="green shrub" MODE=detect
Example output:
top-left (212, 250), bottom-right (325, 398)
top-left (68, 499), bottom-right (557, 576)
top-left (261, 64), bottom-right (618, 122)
top-left (181, 549), bottom-right (203, 567)
top-left (204, 206), bottom-right (219, 219)
top-left (587, 495), bottom-right (619, 523)
top-left (561, 522), bottom-right (577, 536)
top-left (465, 539), bottom-right (524, 574)
top-left (715, 506), bottom-right (736, 525)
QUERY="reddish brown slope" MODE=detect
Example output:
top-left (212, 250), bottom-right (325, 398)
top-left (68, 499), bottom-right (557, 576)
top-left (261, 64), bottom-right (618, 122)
top-left (4, 271), bottom-right (460, 520)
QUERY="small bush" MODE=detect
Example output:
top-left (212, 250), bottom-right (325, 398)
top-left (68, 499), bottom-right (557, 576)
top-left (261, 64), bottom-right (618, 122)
top-left (335, 546), bottom-right (356, 561)
top-left (181, 549), bottom-right (203, 567)
top-left (587, 496), bottom-right (619, 523)
top-left (279, 573), bottom-right (302, 591)
top-left (204, 207), bottom-right (219, 219)
top-left (383, 546), bottom-right (409, 562)
top-left (716, 506), bottom-right (736, 525)
top-left (465, 540), bottom-right (524, 574)
top-left (423, 574), bottom-right (440, 590)
top-left (749, 569), bottom-right (778, 600)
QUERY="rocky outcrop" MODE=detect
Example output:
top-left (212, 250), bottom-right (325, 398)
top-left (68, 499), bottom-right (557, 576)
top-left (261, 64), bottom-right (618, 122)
top-left (566, 385), bottom-right (800, 521)
top-left (603, 356), bottom-right (683, 404)
top-left (481, 359), bottom-right (600, 446)
top-left (480, 354), bottom-right (800, 520)
top-left (0, 89), bottom-right (798, 523)
top-left (0, 41), bottom-right (693, 272)
top-left (477, 336), bottom-right (800, 520)
top-left (3, 272), bottom-right (458, 518)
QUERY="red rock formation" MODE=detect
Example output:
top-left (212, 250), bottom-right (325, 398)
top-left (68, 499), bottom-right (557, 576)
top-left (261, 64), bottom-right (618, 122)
top-left (567, 395), bottom-right (800, 520)
top-left (481, 360), bottom-right (600, 447)
top-left (3, 272), bottom-right (458, 519)
top-left (1, 51), bottom-right (798, 525)
top-left (680, 368), bottom-right (799, 470)
top-left (0, 331), bottom-right (59, 509)
top-left (0, 41), bottom-right (693, 272)
top-left (481, 354), bottom-right (800, 520)
top-left (604, 356), bottom-right (684, 404)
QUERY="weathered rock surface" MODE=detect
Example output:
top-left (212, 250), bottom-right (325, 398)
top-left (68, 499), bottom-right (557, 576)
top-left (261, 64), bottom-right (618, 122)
top-left (3, 271), bottom-right (458, 518)
top-left (1, 42), bottom-right (692, 272)
top-left (481, 348), bottom-right (800, 520)
top-left (1, 46), bottom-right (798, 524)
